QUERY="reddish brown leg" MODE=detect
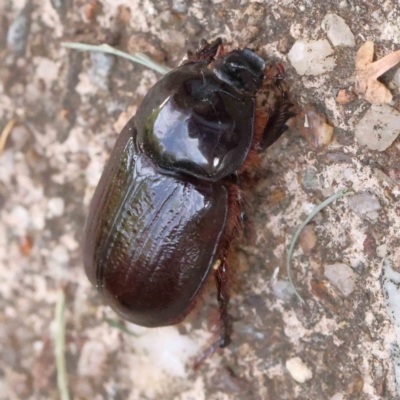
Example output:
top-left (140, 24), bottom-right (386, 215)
top-left (193, 260), bottom-right (232, 369)
top-left (258, 63), bottom-right (294, 151)
top-left (181, 37), bottom-right (223, 65)
top-left (215, 260), bottom-right (232, 348)
top-left (193, 184), bottom-right (242, 369)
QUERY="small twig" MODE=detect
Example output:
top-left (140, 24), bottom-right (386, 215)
top-left (286, 189), bottom-right (355, 304)
top-left (55, 289), bottom-right (70, 400)
top-left (0, 118), bottom-right (17, 155)
top-left (61, 42), bottom-right (172, 75)
top-left (102, 317), bottom-right (139, 337)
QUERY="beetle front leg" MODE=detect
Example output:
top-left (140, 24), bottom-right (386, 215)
top-left (181, 37), bottom-right (223, 65)
top-left (259, 100), bottom-right (294, 151)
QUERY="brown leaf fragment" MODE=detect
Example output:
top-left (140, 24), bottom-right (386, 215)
top-left (355, 41), bottom-right (400, 104)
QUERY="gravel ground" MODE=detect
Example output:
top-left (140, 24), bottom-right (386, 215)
top-left (1, 0), bottom-right (400, 399)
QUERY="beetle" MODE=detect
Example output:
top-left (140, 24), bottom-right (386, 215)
top-left (83, 38), bottom-right (291, 354)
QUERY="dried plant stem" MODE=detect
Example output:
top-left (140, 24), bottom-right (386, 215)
top-left (102, 318), bottom-right (138, 337)
top-left (0, 118), bottom-right (17, 155)
top-left (61, 42), bottom-right (171, 75)
top-left (287, 189), bottom-right (354, 304)
top-left (55, 289), bottom-right (70, 400)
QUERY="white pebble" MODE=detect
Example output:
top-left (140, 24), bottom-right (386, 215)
top-left (331, 393), bottom-right (345, 400)
top-left (382, 260), bottom-right (400, 390)
top-left (383, 261), bottom-right (400, 332)
top-left (78, 341), bottom-right (108, 378)
top-left (271, 279), bottom-right (295, 302)
top-left (322, 13), bottom-right (355, 47)
top-left (51, 245), bottom-right (69, 265)
top-left (324, 263), bottom-right (357, 296)
top-left (89, 52), bottom-right (114, 90)
top-left (47, 197), bottom-right (65, 218)
top-left (286, 357), bottom-right (312, 383)
top-left (35, 57), bottom-right (60, 85)
top-left (5, 205), bottom-right (29, 236)
top-left (377, 244), bottom-right (388, 258)
top-left (343, 168), bottom-right (355, 180)
top-left (288, 40), bottom-right (335, 76)
top-left (393, 69), bottom-right (400, 88)
top-left (355, 105), bottom-right (400, 151)
top-left (347, 193), bottom-right (381, 220)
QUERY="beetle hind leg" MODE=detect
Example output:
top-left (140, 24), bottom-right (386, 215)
top-left (215, 260), bottom-right (233, 348)
top-left (192, 260), bottom-right (233, 369)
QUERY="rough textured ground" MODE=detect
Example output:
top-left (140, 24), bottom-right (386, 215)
top-left (1, 0), bottom-right (400, 399)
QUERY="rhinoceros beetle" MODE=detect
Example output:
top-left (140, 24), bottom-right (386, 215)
top-left (84, 38), bottom-right (291, 354)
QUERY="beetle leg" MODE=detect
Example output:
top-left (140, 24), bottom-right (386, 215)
top-left (263, 62), bottom-right (288, 98)
top-left (215, 260), bottom-right (232, 348)
top-left (181, 37), bottom-right (223, 65)
top-left (259, 100), bottom-right (295, 151)
top-left (192, 260), bottom-right (232, 370)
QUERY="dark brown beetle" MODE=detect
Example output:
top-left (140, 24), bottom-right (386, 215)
top-left (84, 38), bottom-right (291, 354)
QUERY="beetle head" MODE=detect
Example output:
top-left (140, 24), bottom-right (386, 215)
top-left (212, 49), bottom-right (266, 95)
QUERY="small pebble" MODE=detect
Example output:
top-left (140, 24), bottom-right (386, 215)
top-left (347, 193), bottom-right (381, 220)
top-left (46, 197), bottom-right (65, 218)
top-left (371, 10), bottom-right (383, 23)
top-left (50, 245), bottom-right (69, 266)
top-left (321, 187), bottom-right (335, 197)
top-left (6, 205), bottom-right (30, 235)
top-left (288, 40), bottom-right (335, 76)
top-left (243, 3), bottom-right (266, 25)
top-left (326, 152), bottom-right (352, 163)
top-left (393, 69), bottom-right (400, 88)
top-left (7, 5), bottom-right (30, 54)
top-left (336, 89), bottom-right (356, 104)
top-left (171, 0), bottom-right (187, 13)
top-left (324, 263), bottom-right (356, 296)
top-left (271, 279), bottom-right (295, 302)
top-left (343, 167), bottom-right (355, 180)
top-left (50, 0), bottom-right (70, 18)
top-left (77, 341), bottom-right (108, 378)
top-left (377, 244), bottom-right (387, 258)
top-left (299, 225), bottom-right (317, 253)
top-left (10, 125), bottom-right (30, 150)
top-left (331, 393), bottom-right (345, 400)
top-left (302, 168), bottom-right (319, 190)
top-left (286, 357), bottom-right (313, 383)
top-left (383, 261), bottom-right (400, 338)
top-left (88, 52), bottom-right (114, 90)
top-left (298, 106), bottom-right (334, 149)
top-left (322, 13), bottom-right (355, 47)
top-left (355, 105), bottom-right (400, 151)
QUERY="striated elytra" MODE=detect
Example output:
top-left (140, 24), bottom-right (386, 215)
top-left (84, 38), bottom-right (291, 351)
